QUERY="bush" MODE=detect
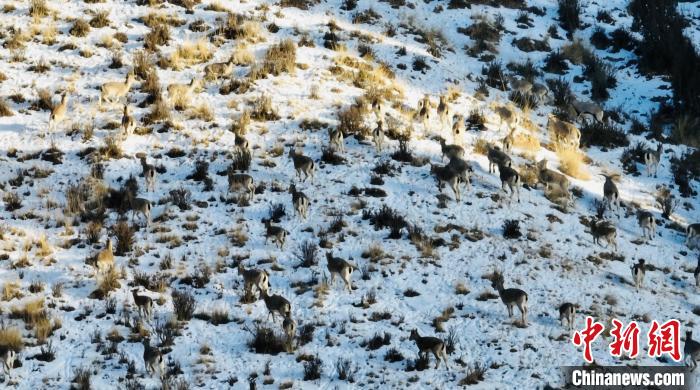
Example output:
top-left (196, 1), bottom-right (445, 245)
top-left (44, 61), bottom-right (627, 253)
top-left (336, 358), bottom-right (353, 380)
top-left (144, 24), bottom-right (170, 50)
top-left (384, 347), bottom-right (404, 362)
top-left (543, 50), bottom-right (569, 75)
top-left (70, 20), bottom-right (91, 37)
top-left (0, 327), bottom-right (23, 352)
top-left (249, 325), bottom-right (285, 355)
top-left (547, 78), bottom-right (573, 110)
top-left (364, 205), bottom-right (407, 239)
top-left (321, 147), bottom-right (345, 165)
top-left (502, 219), bottom-right (521, 239)
top-left (362, 332), bottom-right (391, 350)
top-left (89, 11), bottom-right (110, 28)
top-left (671, 150), bottom-right (700, 197)
top-left (303, 355), bottom-right (322, 380)
top-left (169, 187), bottom-right (192, 211)
top-left (172, 289), bottom-right (196, 321)
top-left (230, 149), bottom-right (252, 173)
top-left (112, 221), bottom-right (134, 255)
top-left (260, 39), bottom-right (297, 77)
top-left (280, 0), bottom-right (319, 9)
top-left (268, 203), bottom-right (286, 223)
top-left (620, 142), bottom-right (646, 174)
top-left (482, 61), bottom-right (507, 90)
top-left (558, 0), bottom-right (580, 33)
top-left (337, 105), bottom-right (367, 137)
top-left (459, 363), bottom-right (487, 385)
top-left (295, 241), bottom-right (318, 268)
top-left (72, 366), bottom-right (91, 390)
top-left (4, 192), bottom-right (22, 211)
top-left (0, 98), bottom-right (13, 117)
top-left (584, 55), bottom-right (616, 101)
top-left (579, 121), bottom-right (629, 149)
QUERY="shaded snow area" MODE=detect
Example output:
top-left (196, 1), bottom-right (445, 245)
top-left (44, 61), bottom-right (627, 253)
top-left (0, 0), bottom-right (698, 388)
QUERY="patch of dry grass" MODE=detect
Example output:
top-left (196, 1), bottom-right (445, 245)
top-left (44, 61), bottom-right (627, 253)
top-left (512, 132), bottom-right (540, 152)
top-left (11, 298), bottom-right (47, 327)
top-left (0, 327), bottom-right (23, 351)
top-left (232, 43), bottom-right (255, 65)
top-left (170, 39), bottom-right (213, 70)
top-left (556, 148), bottom-right (590, 180)
top-left (188, 103), bottom-right (214, 122)
top-left (2, 281), bottom-right (22, 301)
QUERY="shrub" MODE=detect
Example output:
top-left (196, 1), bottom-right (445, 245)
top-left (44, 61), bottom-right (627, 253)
top-left (336, 358), bottom-right (353, 380)
top-left (364, 205), bottom-right (407, 238)
top-left (481, 61), bottom-right (507, 90)
top-left (0, 98), bottom-right (13, 117)
top-left (558, 0), bottom-right (580, 33)
top-left (579, 121), bottom-right (629, 149)
top-left (145, 24), bottom-right (170, 50)
top-left (70, 19), bottom-right (91, 37)
top-left (295, 241), bottom-right (318, 268)
top-left (547, 78), bottom-right (573, 110)
top-left (303, 355), bottom-right (322, 380)
top-left (556, 148), bottom-right (590, 180)
top-left (172, 289), bottom-right (196, 321)
top-left (584, 55), bottom-right (616, 101)
top-left (502, 219), bottom-right (521, 239)
top-left (4, 192), bottom-right (22, 211)
top-left (169, 187), bottom-right (192, 211)
top-left (72, 366), bottom-right (91, 390)
top-left (0, 327), bottom-right (23, 352)
top-left (89, 11), bottom-right (110, 28)
top-left (230, 149), bottom-right (252, 172)
top-left (362, 332), bottom-right (391, 350)
top-left (249, 325), bottom-right (285, 355)
top-left (321, 147), bottom-right (345, 165)
top-left (29, 0), bottom-right (49, 18)
top-left (459, 363), bottom-right (487, 385)
top-left (112, 221), bottom-right (134, 255)
top-left (261, 39), bottom-right (296, 77)
top-left (543, 50), bottom-right (569, 74)
top-left (337, 105), bottom-right (368, 137)
top-left (620, 142), bottom-right (646, 174)
top-left (384, 347), bottom-right (404, 362)
top-left (250, 94), bottom-right (279, 121)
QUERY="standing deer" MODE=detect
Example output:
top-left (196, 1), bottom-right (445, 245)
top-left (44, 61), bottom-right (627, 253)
top-left (601, 174), bottom-right (620, 213)
top-left (288, 148), bottom-right (315, 183)
top-left (631, 259), bottom-right (645, 291)
top-left (132, 289), bottom-right (153, 320)
top-left (261, 289), bottom-right (291, 322)
top-left (121, 105), bottom-right (135, 139)
top-left (643, 144), bottom-right (662, 177)
top-left (637, 210), bottom-right (655, 240)
top-left (325, 252), bottom-right (356, 292)
top-left (559, 303), bottom-right (576, 331)
top-left (237, 263), bottom-right (269, 300)
top-left (684, 330), bottom-right (700, 371)
top-left (288, 183), bottom-right (310, 220)
top-left (48, 93), bottom-right (69, 134)
top-left (372, 120), bottom-right (386, 153)
top-left (100, 72), bottom-right (135, 106)
top-left (490, 271), bottom-right (528, 325)
top-left (409, 329), bottom-right (449, 370)
top-left (142, 338), bottom-right (164, 376)
top-left (139, 156), bottom-right (156, 192)
top-left (588, 218), bottom-right (618, 251)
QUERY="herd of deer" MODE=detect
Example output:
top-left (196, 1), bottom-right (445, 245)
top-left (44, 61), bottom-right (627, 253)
top-left (9, 57), bottom-right (696, 379)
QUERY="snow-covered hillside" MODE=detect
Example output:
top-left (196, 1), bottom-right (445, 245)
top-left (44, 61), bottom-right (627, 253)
top-left (0, 0), bottom-right (698, 388)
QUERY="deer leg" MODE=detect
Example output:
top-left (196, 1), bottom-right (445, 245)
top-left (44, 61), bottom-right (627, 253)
top-left (433, 351), bottom-right (440, 369)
